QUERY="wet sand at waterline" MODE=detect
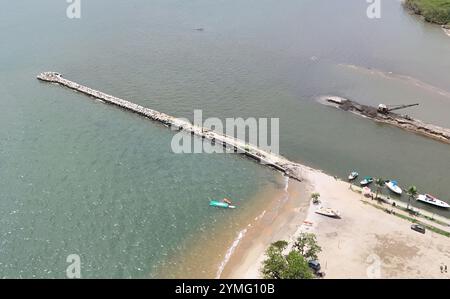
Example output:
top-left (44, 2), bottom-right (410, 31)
top-left (221, 179), bottom-right (310, 278)
top-left (155, 175), bottom-right (308, 278)
top-left (225, 170), bottom-right (450, 279)
top-left (443, 27), bottom-right (450, 37)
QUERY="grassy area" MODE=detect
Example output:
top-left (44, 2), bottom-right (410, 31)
top-left (350, 185), bottom-right (450, 237)
top-left (404, 0), bottom-right (450, 25)
top-left (349, 185), bottom-right (450, 227)
top-left (362, 200), bottom-right (450, 238)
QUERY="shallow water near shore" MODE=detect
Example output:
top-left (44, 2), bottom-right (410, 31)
top-left (1, 0), bottom-right (450, 278)
top-left (156, 174), bottom-right (293, 278)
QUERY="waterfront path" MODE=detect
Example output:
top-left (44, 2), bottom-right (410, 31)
top-left (350, 185), bottom-right (450, 233)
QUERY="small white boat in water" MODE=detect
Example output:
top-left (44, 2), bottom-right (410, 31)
top-left (417, 194), bottom-right (450, 208)
top-left (348, 171), bottom-right (359, 181)
top-left (385, 180), bottom-right (402, 195)
top-left (315, 207), bottom-right (341, 218)
top-left (360, 176), bottom-right (374, 186)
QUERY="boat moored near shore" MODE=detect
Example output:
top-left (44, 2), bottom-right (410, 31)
top-left (360, 176), bottom-right (373, 186)
top-left (386, 180), bottom-right (402, 195)
top-left (348, 171), bottom-right (359, 181)
top-left (417, 194), bottom-right (450, 209)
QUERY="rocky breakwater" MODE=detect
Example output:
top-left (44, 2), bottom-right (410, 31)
top-left (37, 72), bottom-right (308, 182)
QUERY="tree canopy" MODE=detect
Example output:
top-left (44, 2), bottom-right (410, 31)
top-left (261, 233), bottom-right (321, 279)
top-left (293, 233), bottom-right (322, 260)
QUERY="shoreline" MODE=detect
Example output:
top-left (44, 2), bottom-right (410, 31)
top-left (403, 0), bottom-right (450, 34)
top-left (38, 72), bottom-right (450, 279)
top-left (154, 174), bottom-right (303, 278)
top-left (221, 177), bottom-right (311, 278)
top-left (402, 0), bottom-right (450, 39)
top-left (223, 168), bottom-right (450, 279)
top-left (443, 26), bottom-right (450, 37)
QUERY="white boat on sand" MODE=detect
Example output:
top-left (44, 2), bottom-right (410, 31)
top-left (417, 194), bottom-right (449, 208)
top-left (315, 207), bottom-right (341, 218)
top-left (385, 180), bottom-right (402, 195)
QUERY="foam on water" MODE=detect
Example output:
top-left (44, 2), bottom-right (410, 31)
top-left (215, 228), bottom-right (248, 279)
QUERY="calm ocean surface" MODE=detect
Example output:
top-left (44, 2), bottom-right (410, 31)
top-left (0, 0), bottom-right (449, 277)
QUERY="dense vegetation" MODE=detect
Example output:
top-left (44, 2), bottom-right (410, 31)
top-left (405, 0), bottom-right (450, 25)
top-left (260, 233), bottom-right (321, 279)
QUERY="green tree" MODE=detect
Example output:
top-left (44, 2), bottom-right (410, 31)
top-left (407, 185), bottom-right (418, 210)
top-left (261, 244), bottom-right (288, 279)
top-left (374, 178), bottom-right (385, 201)
top-left (311, 192), bottom-right (321, 204)
top-left (293, 233), bottom-right (322, 260)
top-left (272, 240), bottom-right (288, 251)
top-left (261, 242), bottom-right (314, 279)
top-left (283, 251), bottom-right (314, 279)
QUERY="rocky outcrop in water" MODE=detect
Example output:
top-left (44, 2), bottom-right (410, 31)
top-left (322, 96), bottom-right (450, 144)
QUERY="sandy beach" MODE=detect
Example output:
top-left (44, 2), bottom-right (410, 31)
top-left (223, 169), bottom-right (450, 279)
top-left (219, 177), bottom-right (311, 278)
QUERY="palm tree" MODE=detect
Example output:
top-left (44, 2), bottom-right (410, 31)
top-left (407, 185), bottom-right (418, 210)
top-left (374, 178), bottom-right (385, 201)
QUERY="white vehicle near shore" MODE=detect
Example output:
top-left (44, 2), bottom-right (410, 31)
top-left (417, 194), bottom-right (450, 208)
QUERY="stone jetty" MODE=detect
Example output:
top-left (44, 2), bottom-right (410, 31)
top-left (322, 96), bottom-right (450, 144)
top-left (37, 72), bottom-right (307, 181)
